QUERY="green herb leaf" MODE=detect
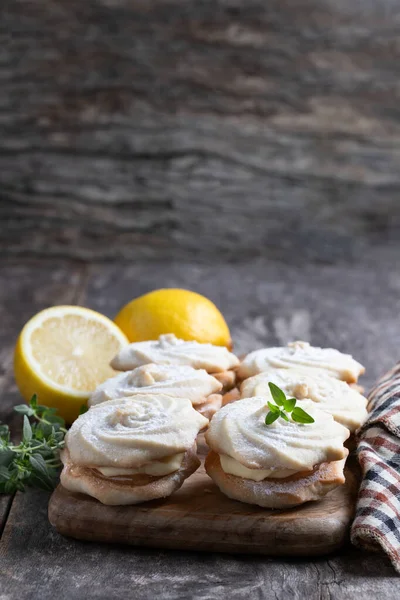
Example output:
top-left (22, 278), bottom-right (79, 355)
top-left (0, 424), bottom-right (10, 440)
top-left (0, 466), bottom-right (11, 481)
top-left (292, 407), bottom-right (315, 424)
top-left (283, 397), bottom-right (296, 413)
top-left (43, 413), bottom-right (65, 426)
top-left (14, 405), bottom-right (35, 416)
top-left (0, 449), bottom-right (15, 468)
top-left (264, 383), bottom-right (315, 427)
top-left (0, 395), bottom-right (66, 495)
top-left (79, 404), bottom-right (88, 415)
top-left (23, 416), bottom-right (32, 442)
top-left (5, 479), bottom-right (18, 493)
top-left (268, 382), bottom-right (286, 407)
top-left (265, 411), bottom-right (280, 425)
top-left (29, 454), bottom-right (49, 477)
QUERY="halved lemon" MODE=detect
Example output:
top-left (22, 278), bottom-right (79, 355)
top-left (14, 306), bottom-right (128, 423)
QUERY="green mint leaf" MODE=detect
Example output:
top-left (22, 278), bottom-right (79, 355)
top-left (268, 382), bottom-right (286, 407)
top-left (79, 404), bottom-right (88, 415)
top-left (279, 411), bottom-right (289, 422)
top-left (292, 407), bottom-right (315, 424)
top-left (30, 394), bottom-right (38, 409)
top-left (265, 411), bottom-right (280, 425)
top-left (283, 397), bottom-right (296, 413)
top-left (267, 401), bottom-right (280, 414)
top-left (14, 405), bottom-right (34, 416)
top-left (22, 416), bottom-right (32, 443)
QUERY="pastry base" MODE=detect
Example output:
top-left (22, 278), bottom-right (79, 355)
top-left (195, 393), bottom-right (223, 420)
top-left (204, 451), bottom-right (347, 509)
top-left (211, 369), bottom-right (237, 393)
top-left (222, 388), bottom-right (240, 406)
top-left (60, 446), bottom-right (200, 506)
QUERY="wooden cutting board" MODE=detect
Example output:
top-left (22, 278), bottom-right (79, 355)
top-left (48, 440), bottom-right (360, 556)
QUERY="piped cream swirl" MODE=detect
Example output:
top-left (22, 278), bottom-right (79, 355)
top-left (241, 368), bottom-right (368, 431)
top-left (110, 334), bottom-right (239, 373)
top-left (205, 396), bottom-right (349, 471)
top-left (66, 394), bottom-right (208, 468)
top-left (89, 364), bottom-right (222, 407)
top-left (238, 341), bottom-right (364, 382)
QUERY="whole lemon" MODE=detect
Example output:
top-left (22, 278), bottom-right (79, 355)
top-left (114, 289), bottom-right (232, 348)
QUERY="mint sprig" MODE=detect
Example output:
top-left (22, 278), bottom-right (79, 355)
top-left (0, 394), bottom-right (67, 494)
top-left (265, 382), bottom-right (315, 425)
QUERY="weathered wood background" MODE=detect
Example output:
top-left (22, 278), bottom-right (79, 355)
top-left (1, 0), bottom-right (400, 598)
top-left (1, 0), bottom-right (400, 262)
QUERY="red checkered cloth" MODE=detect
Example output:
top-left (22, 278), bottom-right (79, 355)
top-left (351, 362), bottom-right (400, 573)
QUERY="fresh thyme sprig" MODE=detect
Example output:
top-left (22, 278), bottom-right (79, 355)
top-left (265, 382), bottom-right (315, 425)
top-left (0, 394), bottom-right (67, 494)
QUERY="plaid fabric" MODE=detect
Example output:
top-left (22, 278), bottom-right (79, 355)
top-left (351, 362), bottom-right (400, 573)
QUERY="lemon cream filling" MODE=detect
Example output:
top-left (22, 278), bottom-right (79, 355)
top-left (205, 396), bottom-right (349, 472)
top-left (110, 333), bottom-right (239, 373)
top-left (89, 364), bottom-right (222, 407)
top-left (241, 368), bottom-right (368, 431)
top-left (219, 454), bottom-right (298, 481)
top-left (238, 341), bottom-right (364, 382)
top-left (95, 453), bottom-right (185, 478)
top-left (66, 394), bottom-right (208, 469)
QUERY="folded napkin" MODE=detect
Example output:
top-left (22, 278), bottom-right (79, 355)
top-left (351, 362), bottom-right (400, 573)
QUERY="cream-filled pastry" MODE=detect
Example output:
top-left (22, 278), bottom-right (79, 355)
top-left (238, 340), bottom-right (365, 383)
top-left (205, 396), bottom-right (349, 509)
top-left (88, 363), bottom-right (223, 420)
top-left (240, 368), bottom-right (368, 432)
top-left (110, 334), bottom-right (239, 392)
top-left (60, 394), bottom-right (208, 505)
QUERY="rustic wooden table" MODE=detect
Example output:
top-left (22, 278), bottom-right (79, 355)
top-left (1, 0), bottom-right (400, 597)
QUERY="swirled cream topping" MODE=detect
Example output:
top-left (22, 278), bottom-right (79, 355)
top-left (238, 341), bottom-right (364, 383)
top-left (241, 368), bottom-right (368, 431)
top-left (110, 334), bottom-right (239, 373)
top-left (66, 394), bottom-right (208, 469)
top-left (206, 396), bottom-right (349, 472)
top-left (89, 364), bottom-right (222, 408)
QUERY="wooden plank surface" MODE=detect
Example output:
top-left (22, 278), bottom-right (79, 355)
top-left (1, 0), bottom-right (400, 262)
top-left (48, 458), bottom-right (359, 557)
top-left (1, 488), bottom-right (398, 600)
top-left (1, 258), bottom-right (399, 598)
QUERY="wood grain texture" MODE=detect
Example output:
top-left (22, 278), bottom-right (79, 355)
top-left (48, 458), bottom-right (359, 556)
top-left (1, 488), bottom-right (398, 600)
top-left (1, 0), bottom-right (400, 262)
